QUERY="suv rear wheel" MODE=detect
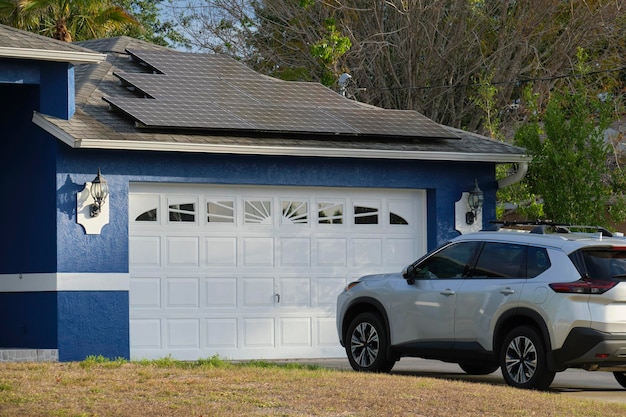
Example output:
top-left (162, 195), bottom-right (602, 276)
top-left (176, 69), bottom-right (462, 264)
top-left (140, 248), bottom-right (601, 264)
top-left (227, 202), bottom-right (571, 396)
top-left (613, 372), bottom-right (626, 389)
top-left (346, 312), bottom-right (395, 373)
top-left (500, 326), bottom-right (555, 390)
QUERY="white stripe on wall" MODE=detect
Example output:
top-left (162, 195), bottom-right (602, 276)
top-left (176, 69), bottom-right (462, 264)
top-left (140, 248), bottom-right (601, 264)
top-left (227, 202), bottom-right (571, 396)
top-left (0, 273), bottom-right (129, 292)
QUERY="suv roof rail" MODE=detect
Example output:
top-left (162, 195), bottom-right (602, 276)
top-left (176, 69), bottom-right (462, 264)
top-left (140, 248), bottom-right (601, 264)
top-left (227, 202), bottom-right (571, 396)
top-left (490, 220), bottom-right (616, 237)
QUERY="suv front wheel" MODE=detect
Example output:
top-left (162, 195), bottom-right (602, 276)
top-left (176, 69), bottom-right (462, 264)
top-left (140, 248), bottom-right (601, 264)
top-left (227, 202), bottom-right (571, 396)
top-left (500, 326), bottom-right (555, 390)
top-left (346, 312), bottom-right (396, 373)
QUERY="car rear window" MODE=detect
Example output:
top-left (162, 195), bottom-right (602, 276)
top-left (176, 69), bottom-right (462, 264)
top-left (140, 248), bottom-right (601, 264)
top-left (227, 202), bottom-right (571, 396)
top-left (576, 248), bottom-right (626, 280)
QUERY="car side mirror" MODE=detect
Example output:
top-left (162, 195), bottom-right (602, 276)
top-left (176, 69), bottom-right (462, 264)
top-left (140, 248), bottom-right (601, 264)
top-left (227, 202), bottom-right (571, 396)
top-left (402, 264), bottom-right (417, 285)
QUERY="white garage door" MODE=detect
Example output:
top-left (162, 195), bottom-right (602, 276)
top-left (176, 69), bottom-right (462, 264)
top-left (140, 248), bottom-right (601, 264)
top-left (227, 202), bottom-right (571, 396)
top-left (128, 183), bottom-right (426, 360)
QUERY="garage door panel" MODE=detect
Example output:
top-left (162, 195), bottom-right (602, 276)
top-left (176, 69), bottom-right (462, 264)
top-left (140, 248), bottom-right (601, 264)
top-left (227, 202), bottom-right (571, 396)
top-left (206, 318), bottom-right (238, 347)
top-left (129, 236), bottom-right (161, 266)
top-left (166, 236), bottom-right (199, 266)
top-left (280, 318), bottom-right (311, 346)
top-left (166, 277), bottom-right (199, 308)
top-left (130, 184), bottom-right (426, 360)
top-left (279, 277), bottom-right (311, 307)
top-left (316, 278), bottom-right (347, 306)
top-left (205, 277), bottom-right (237, 307)
top-left (205, 237), bottom-right (237, 266)
top-left (130, 277), bottom-right (161, 308)
top-left (279, 238), bottom-right (311, 266)
top-left (130, 319), bottom-right (162, 348)
top-left (353, 239), bottom-right (382, 267)
top-left (243, 318), bottom-right (274, 347)
top-left (317, 318), bottom-right (340, 346)
top-left (242, 237), bottom-right (274, 266)
top-left (242, 277), bottom-right (275, 307)
top-left (316, 238), bottom-right (347, 266)
top-left (386, 238), bottom-right (417, 266)
top-left (167, 319), bottom-right (200, 348)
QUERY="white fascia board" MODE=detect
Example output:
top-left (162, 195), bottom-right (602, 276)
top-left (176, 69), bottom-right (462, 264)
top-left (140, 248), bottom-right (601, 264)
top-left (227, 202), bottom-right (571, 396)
top-left (32, 112), bottom-right (531, 163)
top-left (32, 112), bottom-right (76, 147)
top-left (79, 138), bottom-right (531, 163)
top-left (0, 47), bottom-right (106, 64)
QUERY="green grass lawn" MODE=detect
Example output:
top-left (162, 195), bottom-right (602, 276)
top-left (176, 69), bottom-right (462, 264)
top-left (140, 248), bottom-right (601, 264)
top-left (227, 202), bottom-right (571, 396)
top-left (0, 356), bottom-right (625, 416)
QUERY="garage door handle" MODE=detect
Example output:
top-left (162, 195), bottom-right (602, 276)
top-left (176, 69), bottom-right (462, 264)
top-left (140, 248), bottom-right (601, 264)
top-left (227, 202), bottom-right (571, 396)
top-left (500, 288), bottom-right (515, 295)
top-left (275, 293), bottom-right (280, 303)
top-left (440, 289), bottom-right (455, 296)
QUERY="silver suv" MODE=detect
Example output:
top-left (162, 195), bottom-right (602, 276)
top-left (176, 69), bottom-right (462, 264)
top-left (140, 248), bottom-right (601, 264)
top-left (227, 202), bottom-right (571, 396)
top-left (336, 223), bottom-right (626, 389)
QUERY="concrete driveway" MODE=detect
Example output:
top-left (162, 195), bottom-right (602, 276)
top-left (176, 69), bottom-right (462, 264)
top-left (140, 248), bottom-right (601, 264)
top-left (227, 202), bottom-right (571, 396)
top-left (288, 357), bottom-right (626, 405)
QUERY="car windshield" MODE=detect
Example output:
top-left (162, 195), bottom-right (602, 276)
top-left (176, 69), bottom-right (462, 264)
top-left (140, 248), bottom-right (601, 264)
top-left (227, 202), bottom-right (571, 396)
top-left (579, 248), bottom-right (626, 280)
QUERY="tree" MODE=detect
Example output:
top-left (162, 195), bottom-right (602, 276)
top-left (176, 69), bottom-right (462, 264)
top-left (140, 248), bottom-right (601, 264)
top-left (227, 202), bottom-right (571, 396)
top-left (0, 0), bottom-right (186, 46)
top-left (514, 52), bottom-right (626, 226)
top-left (111, 0), bottom-right (188, 47)
top-left (11, 0), bottom-right (137, 42)
top-left (0, 0), bottom-right (39, 31)
top-left (168, 0), bottom-right (626, 135)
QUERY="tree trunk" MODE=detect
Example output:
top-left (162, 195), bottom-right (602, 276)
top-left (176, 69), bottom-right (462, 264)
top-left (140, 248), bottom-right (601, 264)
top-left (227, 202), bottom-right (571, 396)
top-left (54, 19), bottom-right (72, 42)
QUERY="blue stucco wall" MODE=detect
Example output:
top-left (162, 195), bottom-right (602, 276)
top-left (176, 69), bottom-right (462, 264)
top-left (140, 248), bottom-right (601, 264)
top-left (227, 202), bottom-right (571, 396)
top-left (57, 291), bottom-right (129, 361)
top-left (0, 83), bottom-right (57, 274)
top-left (0, 292), bottom-right (57, 348)
top-left (0, 59), bottom-right (94, 359)
top-left (56, 146), bottom-right (496, 272)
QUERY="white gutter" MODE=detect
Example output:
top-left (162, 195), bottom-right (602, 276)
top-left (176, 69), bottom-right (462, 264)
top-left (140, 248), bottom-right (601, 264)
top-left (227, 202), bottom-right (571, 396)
top-left (32, 112), bottom-right (531, 163)
top-left (498, 161), bottom-right (529, 189)
top-left (0, 47), bottom-right (106, 64)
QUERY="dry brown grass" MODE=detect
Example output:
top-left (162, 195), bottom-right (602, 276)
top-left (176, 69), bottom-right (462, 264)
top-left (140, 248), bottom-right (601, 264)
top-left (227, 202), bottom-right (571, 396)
top-left (1, 358), bottom-right (625, 417)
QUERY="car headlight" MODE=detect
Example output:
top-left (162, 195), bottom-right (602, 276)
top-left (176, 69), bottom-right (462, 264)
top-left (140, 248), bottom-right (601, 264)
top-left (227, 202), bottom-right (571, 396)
top-left (343, 281), bottom-right (361, 292)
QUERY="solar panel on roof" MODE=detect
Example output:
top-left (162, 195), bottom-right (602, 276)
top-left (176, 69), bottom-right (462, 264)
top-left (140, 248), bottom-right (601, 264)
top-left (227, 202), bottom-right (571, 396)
top-left (103, 49), bottom-right (459, 140)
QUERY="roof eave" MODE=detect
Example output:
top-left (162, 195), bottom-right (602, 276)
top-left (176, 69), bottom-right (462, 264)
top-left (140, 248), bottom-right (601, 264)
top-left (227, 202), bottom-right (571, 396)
top-left (0, 47), bottom-right (106, 64)
top-left (32, 112), bottom-right (531, 163)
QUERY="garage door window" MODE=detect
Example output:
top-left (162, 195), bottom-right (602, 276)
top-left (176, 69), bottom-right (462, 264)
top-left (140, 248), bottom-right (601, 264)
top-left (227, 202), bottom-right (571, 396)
top-left (354, 205), bottom-right (379, 225)
top-left (281, 200), bottom-right (308, 224)
top-left (169, 203), bottom-right (195, 222)
top-left (207, 200), bottom-right (234, 223)
top-left (136, 209), bottom-right (157, 222)
top-left (245, 200), bottom-right (272, 224)
top-left (318, 202), bottom-right (343, 224)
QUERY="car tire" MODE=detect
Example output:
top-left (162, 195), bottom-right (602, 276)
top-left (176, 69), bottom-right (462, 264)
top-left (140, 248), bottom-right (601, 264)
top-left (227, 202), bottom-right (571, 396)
top-left (459, 361), bottom-right (499, 375)
top-left (499, 325), bottom-right (555, 390)
top-left (613, 372), bottom-right (626, 389)
top-left (346, 312), bottom-right (395, 373)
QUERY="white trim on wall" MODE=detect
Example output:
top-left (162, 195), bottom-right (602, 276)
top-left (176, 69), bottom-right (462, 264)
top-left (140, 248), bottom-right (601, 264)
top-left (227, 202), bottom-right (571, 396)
top-left (0, 273), bottom-right (129, 292)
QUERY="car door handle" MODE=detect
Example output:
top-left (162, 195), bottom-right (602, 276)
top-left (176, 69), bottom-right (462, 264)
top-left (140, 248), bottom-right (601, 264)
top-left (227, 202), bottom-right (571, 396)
top-left (440, 289), bottom-right (456, 296)
top-left (500, 288), bottom-right (515, 295)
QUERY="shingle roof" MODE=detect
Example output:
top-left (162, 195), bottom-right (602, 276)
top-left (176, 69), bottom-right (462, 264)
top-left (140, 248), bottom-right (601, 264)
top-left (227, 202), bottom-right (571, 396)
top-left (0, 23), bottom-right (94, 53)
top-left (26, 34), bottom-right (528, 162)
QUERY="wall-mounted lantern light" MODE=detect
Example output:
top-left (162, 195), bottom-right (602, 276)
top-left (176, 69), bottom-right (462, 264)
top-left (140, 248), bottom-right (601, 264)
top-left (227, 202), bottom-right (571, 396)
top-left (89, 168), bottom-right (109, 217)
top-left (466, 179), bottom-right (484, 225)
top-left (77, 168), bottom-right (110, 235)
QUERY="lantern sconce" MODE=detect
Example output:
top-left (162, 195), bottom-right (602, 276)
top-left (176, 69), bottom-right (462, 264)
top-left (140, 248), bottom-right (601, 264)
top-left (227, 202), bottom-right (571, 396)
top-left (77, 168), bottom-right (110, 234)
top-left (89, 168), bottom-right (109, 217)
top-left (465, 179), bottom-right (484, 225)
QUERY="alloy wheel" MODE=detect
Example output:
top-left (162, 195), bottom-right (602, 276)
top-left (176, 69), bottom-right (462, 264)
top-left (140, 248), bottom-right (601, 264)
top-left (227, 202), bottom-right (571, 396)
top-left (350, 321), bottom-right (380, 367)
top-left (505, 335), bottom-right (537, 384)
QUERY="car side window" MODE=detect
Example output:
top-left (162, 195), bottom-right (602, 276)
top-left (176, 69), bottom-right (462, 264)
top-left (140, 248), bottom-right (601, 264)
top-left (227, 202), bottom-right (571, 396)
top-left (472, 242), bottom-right (527, 278)
top-left (527, 246), bottom-right (551, 278)
top-left (415, 241), bottom-right (480, 279)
